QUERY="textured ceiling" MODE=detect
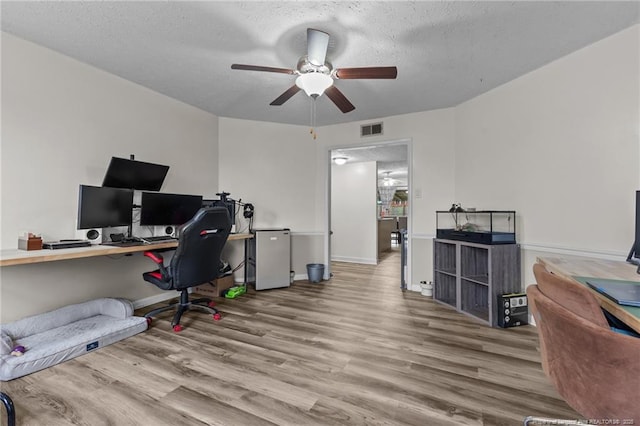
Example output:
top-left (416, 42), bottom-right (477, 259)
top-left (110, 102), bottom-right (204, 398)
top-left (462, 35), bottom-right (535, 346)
top-left (1, 1), bottom-right (638, 126)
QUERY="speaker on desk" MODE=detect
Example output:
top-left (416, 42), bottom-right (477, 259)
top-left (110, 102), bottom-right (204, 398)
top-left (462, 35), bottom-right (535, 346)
top-left (75, 228), bottom-right (102, 245)
top-left (154, 226), bottom-right (176, 238)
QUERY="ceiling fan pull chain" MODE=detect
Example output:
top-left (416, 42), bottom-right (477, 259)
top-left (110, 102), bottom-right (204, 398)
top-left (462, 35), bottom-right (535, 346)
top-left (310, 98), bottom-right (317, 140)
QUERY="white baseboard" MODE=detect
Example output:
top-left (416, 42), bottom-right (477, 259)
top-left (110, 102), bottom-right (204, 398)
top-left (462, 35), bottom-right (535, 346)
top-left (132, 292), bottom-right (176, 310)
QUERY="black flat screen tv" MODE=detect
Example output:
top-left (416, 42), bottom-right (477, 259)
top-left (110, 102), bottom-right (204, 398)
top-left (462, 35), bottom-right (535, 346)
top-left (627, 190), bottom-right (640, 266)
top-left (140, 192), bottom-right (203, 226)
top-left (77, 185), bottom-right (134, 229)
top-left (102, 157), bottom-right (169, 191)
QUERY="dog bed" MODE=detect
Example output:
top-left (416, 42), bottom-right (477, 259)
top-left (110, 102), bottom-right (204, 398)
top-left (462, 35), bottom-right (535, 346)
top-left (0, 298), bottom-right (147, 381)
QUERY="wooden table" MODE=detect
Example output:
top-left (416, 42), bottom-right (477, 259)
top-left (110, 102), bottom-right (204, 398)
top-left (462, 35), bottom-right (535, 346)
top-left (537, 256), bottom-right (640, 333)
top-left (0, 233), bottom-right (253, 267)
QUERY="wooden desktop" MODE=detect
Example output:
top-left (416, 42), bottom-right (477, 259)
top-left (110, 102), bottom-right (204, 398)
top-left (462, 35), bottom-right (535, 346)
top-left (0, 233), bottom-right (253, 267)
top-left (537, 255), bottom-right (640, 333)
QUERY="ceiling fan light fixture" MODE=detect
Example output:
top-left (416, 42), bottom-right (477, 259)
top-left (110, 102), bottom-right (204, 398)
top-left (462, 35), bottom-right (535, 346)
top-left (333, 156), bottom-right (348, 165)
top-left (382, 171), bottom-right (394, 186)
top-left (295, 72), bottom-right (333, 97)
top-left (231, 29), bottom-right (397, 113)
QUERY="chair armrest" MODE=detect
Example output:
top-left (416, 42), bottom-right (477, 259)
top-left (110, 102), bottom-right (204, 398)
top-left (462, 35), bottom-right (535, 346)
top-left (144, 251), bottom-right (164, 264)
top-left (143, 251), bottom-right (168, 280)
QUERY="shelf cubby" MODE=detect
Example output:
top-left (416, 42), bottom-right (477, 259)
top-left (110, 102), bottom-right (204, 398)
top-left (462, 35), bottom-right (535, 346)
top-left (461, 279), bottom-right (489, 322)
top-left (434, 271), bottom-right (457, 307)
top-left (433, 238), bottom-right (521, 326)
top-left (434, 240), bottom-right (456, 274)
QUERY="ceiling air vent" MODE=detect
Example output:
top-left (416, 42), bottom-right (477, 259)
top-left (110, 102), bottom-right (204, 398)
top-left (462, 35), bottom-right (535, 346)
top-left (361, 122), bottom-right (383, 137)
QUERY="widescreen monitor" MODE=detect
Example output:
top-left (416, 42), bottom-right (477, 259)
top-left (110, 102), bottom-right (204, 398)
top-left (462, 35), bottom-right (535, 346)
top-left (140, 192), bottom-right (203, 226)
top-left (635, 190), bottom-right (640, 257)
top-left (77, 185), bottom-right (134, 229)
top-left (627, 190), bottom-right (640, 265)
top-left (102, 157), bottom-right (169, 191)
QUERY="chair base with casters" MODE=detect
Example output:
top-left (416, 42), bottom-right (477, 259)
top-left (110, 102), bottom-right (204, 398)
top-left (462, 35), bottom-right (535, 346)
top-left (0, 392), bottom-right (16, 426)
top-left (144, 288), bottom-right (222, 332)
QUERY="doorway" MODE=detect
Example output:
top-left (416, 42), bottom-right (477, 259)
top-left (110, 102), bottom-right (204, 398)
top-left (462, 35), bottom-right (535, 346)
top-left (324, 139), bottom-right (411, 288)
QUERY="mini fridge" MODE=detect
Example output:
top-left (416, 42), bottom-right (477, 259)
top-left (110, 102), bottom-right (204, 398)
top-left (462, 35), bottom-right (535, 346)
top-left (247, 229), bottom-right (291, 290)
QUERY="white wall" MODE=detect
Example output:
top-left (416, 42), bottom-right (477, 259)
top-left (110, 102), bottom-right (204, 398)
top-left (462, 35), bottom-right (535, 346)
top-left (318, 110), bottom-right (457, 237)
top-left (218, 118), bottom-right (316, 231)
top-left (218, 111), bottom-right (456, 287)
top-left (454, 24), bottom-right (639, 287)
top-left (331, 161), bottom-right (377, 264)
top-left (218, 117), bottom-right (321, 280)
top-left (1, 33), bottom-right (219, 322)
top-left (218, 109), bottom-right (457, 288)
top-left (318, 109), bottom-right (457, 287)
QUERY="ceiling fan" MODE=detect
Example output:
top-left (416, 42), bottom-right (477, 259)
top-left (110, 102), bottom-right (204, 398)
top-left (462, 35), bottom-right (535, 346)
top-left (231, 28), bottom-right (398, 113)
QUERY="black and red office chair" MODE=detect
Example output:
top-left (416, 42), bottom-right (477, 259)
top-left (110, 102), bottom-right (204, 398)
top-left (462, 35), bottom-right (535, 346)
top-left (142, 207), bottom-right (232, 332)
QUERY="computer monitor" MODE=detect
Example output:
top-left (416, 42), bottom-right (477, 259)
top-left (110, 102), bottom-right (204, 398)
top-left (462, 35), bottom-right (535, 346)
top-left (140, 192), bottom-right (203, 226)
top-left (627, 190), bottom-right (640, 265)
top-left (203, 199), bottom-right (235, 226)
top-left (77, 185), bottom-right (134, 229)
top-left (102, 157), bottom-right (169, 191)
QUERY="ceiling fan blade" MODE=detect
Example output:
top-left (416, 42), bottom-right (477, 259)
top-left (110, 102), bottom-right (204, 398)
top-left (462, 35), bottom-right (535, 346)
top-left (324, 86), bottom-right (355, 113)
top-left (231, 64), bottom-right (295, 74)
top-left (307, 28), bottom-right (330, 66)
top-left (270, 85), bottom-right (302, 106)
top-left (334, 66), bottom-right (398, 79)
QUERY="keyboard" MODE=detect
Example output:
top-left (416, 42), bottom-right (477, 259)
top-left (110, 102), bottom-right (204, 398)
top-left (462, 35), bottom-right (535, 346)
top-left (140, 236), bottom-right (177, 243)
top-left (102, 241), bottom-right (145, 247)
top-left (43, 240), bottom-right (92, 249)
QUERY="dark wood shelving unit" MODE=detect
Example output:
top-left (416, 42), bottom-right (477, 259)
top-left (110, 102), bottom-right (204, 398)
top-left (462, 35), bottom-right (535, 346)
top-left (433, 239), bottom-right (521, 326)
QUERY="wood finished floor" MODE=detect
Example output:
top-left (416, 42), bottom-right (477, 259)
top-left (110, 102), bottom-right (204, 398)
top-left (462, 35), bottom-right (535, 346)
top-left (0, 249), bottom-right (579, 425)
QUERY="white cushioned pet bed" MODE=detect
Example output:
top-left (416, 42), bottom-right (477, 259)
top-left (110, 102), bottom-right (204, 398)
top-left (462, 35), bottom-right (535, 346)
top-left (0, 298), bottom-right (148, 381)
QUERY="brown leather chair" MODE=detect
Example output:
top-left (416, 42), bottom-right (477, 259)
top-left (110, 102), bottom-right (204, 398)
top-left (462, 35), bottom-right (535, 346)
top-left (527, 274), bottom-right (640, 420)
top-left (532, 264), bottom-right (609, 328)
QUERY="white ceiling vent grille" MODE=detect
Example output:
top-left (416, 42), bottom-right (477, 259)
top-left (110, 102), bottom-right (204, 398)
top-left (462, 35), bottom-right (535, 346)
top-left (361, 122), bottom-right (383, 137)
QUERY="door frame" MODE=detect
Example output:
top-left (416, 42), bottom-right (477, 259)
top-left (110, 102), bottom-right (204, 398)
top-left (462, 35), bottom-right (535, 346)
top-left (324, 138), bottom-right (412, 287)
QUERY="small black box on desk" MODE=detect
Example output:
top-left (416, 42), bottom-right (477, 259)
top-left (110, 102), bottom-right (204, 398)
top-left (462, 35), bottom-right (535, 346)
top-left (497, 292), bottom-right (529, 328)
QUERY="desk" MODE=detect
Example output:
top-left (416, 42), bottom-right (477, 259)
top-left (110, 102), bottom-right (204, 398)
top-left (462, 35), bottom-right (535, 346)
top-left (537, 256), bottom-right (640, 333)
top-left (0, 233), bottom-right (253, 267)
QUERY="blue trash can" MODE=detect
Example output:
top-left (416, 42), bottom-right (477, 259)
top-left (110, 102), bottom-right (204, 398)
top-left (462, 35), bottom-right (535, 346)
top-left (306, 263), bottom-right (324, 283)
